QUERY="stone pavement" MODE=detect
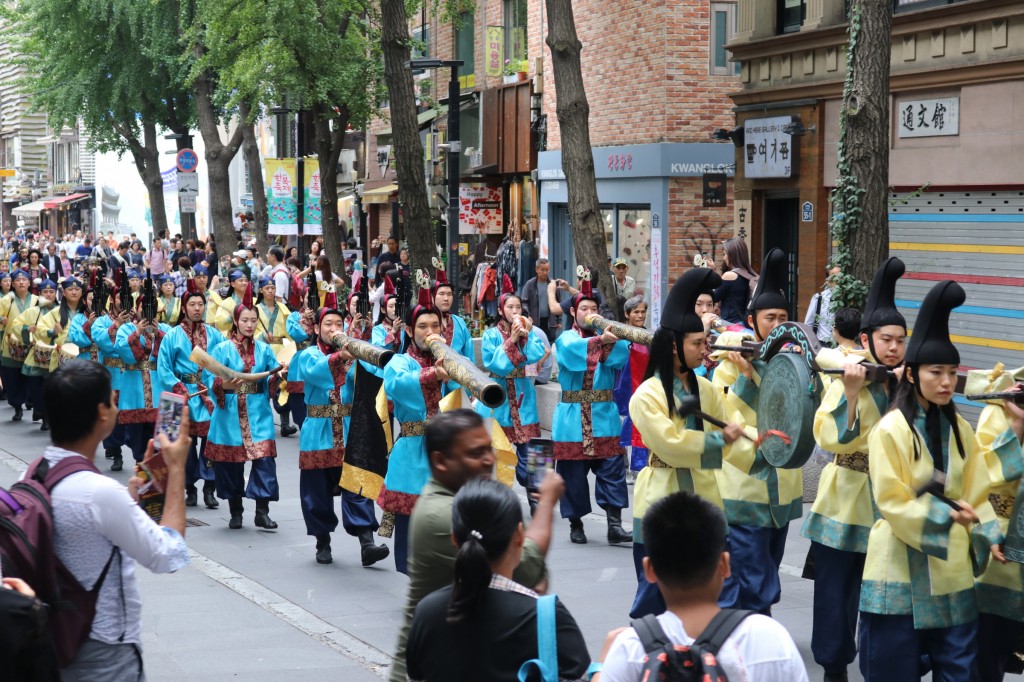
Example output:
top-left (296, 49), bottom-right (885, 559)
top-left (0, 412), bottom-right (1016, 681)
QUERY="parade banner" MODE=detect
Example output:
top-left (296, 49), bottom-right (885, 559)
top-left (458, 183), bottom-right (503, 235)
top-left (303, 159), bottom-right (323, 236)
top-left (265, 158), bottom-right (298, 235)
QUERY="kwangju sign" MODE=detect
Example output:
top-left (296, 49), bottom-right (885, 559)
top-left (897, 97), bottom-right (959, 139)
top-left (743, 116), bottom-right (794, 179)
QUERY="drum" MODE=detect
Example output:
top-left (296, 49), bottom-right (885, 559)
top-left (1004, 479), bottom-right (1024, 564)
top-left (755, 351), bottom-right (823, 469)
top-left (7, 336), bottom-right (27, 363)
top-left (33, 342), bottom-right (54, 367)
top-left (58, 343), bottom-right (80, 366)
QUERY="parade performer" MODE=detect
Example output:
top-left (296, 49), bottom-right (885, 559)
top-left (552, 266), bottom-right (631, 546)
top-left (371, 274), bottom-right (403, 353)
top-left (377, 272), bottom-right (449, 574)
top-left (33, 276), bottom-right (87, 431)
top-left (859, 280), bottom-right (1002, 681)
top-left (204, 283), bottom-right (281, 530)
top-left (192, 264), bottom-right (222, 325)
top-left (713, 248), bottom-right (802, 615)
top-left (475, 275), bottom-right (545, 494)
top-left (12, 279), bottom-right (57, 427)
top-left (66, 271), bottom-right (106, 364)
top-left (255, 275), bottom-right (296, 437)
top-left (283, 305), bottom-right (315, 434)
top-left (0, 270), bottom-right (38, 421)
top-left (91, 281), bottom-right (131, 469)
top-left (803, 257), bottom-right (907, 682)
top-left (157, 276), bottom-right (226, 508)
top-left (296, 305), bottom-right (390, 566)
top-left (432, 258), bottom-right (473, 362)
top-left (963, 364), bottom-right (1024, 682)
top-left (613, 295), bottom-right (652, 476)
top-left (157, 273), bottom-right (180, 324)
top-left (112, 297), bottom-right (167, 464)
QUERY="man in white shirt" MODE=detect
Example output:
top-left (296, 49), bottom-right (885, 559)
top-left (266, 246), bottom-right (289, 303)
top-left (594, 492), bottom-right (808, 682)
top-left (38, 361), bottom-right (192, 680)
top-left (803, 263), bottom-right (841, 345)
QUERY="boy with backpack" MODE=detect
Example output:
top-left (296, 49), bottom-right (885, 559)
top-left (591, 492), bottom-right (808, 682)
top-left (0, 361), bottom-right (192, 679)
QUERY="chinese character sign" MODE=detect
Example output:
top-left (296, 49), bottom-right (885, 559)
top-left (486, 27), bottom-right (504, 77)
top-left (265, 158), bottom-right (298, 235)
top-left (897, 97), bottom-right (959, 139)
top-left (743, 116), bottom-right (794, 179)
top-left (304, 160), bottom-right (323, 235)
top-left (459, 184), bottom-right (503, 235)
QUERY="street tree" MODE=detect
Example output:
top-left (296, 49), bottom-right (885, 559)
top-left (544, 0), bottom-right (617, 309)
top-left (7, 0), bottom-right (194, 240)
top-left (829, 0), bottom-right (893, 309)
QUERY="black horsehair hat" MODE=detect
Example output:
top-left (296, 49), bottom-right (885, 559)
top-left (904, 280), bottom-right (965, 366)
top-left (861, 257), bottom-right (907, 332)
top-left (748, 248), bottom-right (789, 312)
top-left (660, 268), bottom-right (722, 334)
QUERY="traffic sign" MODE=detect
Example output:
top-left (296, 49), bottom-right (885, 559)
top-left (181, 196), bottom-right (197, 213)
top-left (176, 148), bottom-right (199, 173)
top-left (177, 172), bottom-right (199, 196)
top-left (0, 169), bottom-right (16, 177)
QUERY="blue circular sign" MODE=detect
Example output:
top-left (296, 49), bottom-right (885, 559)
top-left (176, 148), bottom-right (199, 172)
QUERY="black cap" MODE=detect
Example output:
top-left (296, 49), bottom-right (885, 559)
top-left (748, 248), bottom-right (789, 312)
top-left (861, 257), bottom-right (907, 332)
top-left (661, 268), bottom-right (722, 334)
top-left (905, 280), bottom-right (964, 366)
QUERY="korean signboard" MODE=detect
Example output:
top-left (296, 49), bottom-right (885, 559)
top-left (897, 97), bottom-right (959, 139)
top-left (743, 116), bottom-right (794, 179)
top-left (265, 158), bottom-right (297, 235)
top-left (702, 173), bottom-right (727, 207)
top-left (486, 27), bottom-right (504, 77)
top-left (458, 184), bottom-right (503, 235)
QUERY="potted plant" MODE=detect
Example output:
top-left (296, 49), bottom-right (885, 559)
top-left (502, 59), bottom-right (518, 84)
top-left (517, 59), bottom-right (529, 81)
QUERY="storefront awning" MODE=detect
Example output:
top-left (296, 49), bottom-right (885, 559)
top-left (375, 106), bottom-right (448, 143)
top-left (361, 184), bottom-right (398, 204)
top-left (43, 193), bottom-right (89, 209)
top-left (11, 199), bottom-right (50, 216)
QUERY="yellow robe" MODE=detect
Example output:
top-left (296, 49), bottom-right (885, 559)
top-left (0, 293), bottom-right (38, 363)
top-left (10, 303), bottom-right (53, 375)
top-left (256, 300), bottom-right (291, 354)
top-left (36, 305), bottom-right (86, 372)
top-left (629, 375), bottom-right (756, 542)
top-left (862, 407), bottom-right (1001, 628)
top-left (973, 404), bottom-right (1024, 622)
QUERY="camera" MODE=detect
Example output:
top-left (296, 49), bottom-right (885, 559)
top-left (525, 438), bottom-right (554, 491)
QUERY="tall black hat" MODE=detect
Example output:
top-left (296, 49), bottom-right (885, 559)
top-left (905, 280), bottom-right (964, 366)
top-left (861, 257), bottom-right (906, 332)
top-left (661, 268), bottom-right (722, 334)
top-left (748, 248), bottom-right (789, 312)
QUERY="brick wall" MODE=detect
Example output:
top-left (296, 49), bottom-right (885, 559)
top-left (667, 176), bottom-right (734, 280)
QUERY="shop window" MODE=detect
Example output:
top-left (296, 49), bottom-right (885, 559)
top-left (455, 11), bottom-right (475, 77)
top-left (893, 0), bottom-right (965, 12)
top-left (710, 3), bottom-right (739, 76)
top-left (503, 0), bottom-right (528, 66)
top-left (458, 104), bottom-right (481, 175)
top-left (777, 0), bottom-right (806, 34)
top-left (616, 207), bottom-right (651, 302)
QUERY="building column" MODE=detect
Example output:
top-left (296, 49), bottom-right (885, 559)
top-left (736, 0), bottom-right (778, 41)
top-left (803, 0), bottom-right (846, 31)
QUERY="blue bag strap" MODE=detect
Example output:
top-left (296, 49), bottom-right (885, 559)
top-left (517, 593), bottom-right (558, 682)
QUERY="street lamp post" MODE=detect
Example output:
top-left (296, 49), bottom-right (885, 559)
top-left (405, 58), bottom-right (463, 315)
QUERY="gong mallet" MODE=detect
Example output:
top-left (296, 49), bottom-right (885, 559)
top-left (676, 395), bottom-right (791, 447)
top-left (913, 470), bottom-right (963, 512)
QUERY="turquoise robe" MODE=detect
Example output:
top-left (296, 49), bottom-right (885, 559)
top-left (203, 336), bottom-right (278, 463)
top-left (475, 323), bottom-right (545, 443)
top-left (155, 322), bottom-right (226, 437)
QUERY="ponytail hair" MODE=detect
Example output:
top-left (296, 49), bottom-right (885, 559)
top-left (447, 478), bottom-right (523, 624)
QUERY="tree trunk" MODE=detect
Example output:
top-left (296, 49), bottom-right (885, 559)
top-left (239, 103), bottom-right (269, 256)
top-left (844, 0), bottom-right (892, 287)
top-left (120, 119), bottom-right (170, 240)
top-left (193, 66), bottom-right (245, 252)
top-left (312, 102), bottom-right (349, 274)
top-left (544, 0), bottom-right (616, 312)
top-left (380, 0), bottom-right (435, 278)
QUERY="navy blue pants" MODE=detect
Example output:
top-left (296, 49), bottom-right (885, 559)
top-left (103, 423), bottom-right (126, 453)
top-left (978, 612), bottom-right (1024, 682)
top-left (288, 392), bottom-right (306, 428)
top-left (124, 423), bottom-right (155, 463)
top-left (630, 542), bottom-right (667, 618)
top-left (24, 375), bottom-right (44, 418)
top-left (514, 442), bottom-right (530, 489)
top-left (555, 456), bottom-right (628, 519)
top-left (299, 467), bottom-right (379, 537)
top-left (858, 612), bottom-right (977, 682)
top-left (1, 364), bottom-right (27, 409)
top-left (393, 513), bottom-right (410, 576)
top-left (811, 542), bottom-right (865, 675)
top-left (214, 458), bottom-right (279, 501)
top-left (185, 437), bottom-right (214, 487)
top-left (717, 522), bottom-right (789, 614)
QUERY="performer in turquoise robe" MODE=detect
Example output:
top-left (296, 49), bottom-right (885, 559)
top-left (113, 313), bottom-right (168, 463)
top-left (89, 286), bottom-right (129, 468)
top-left (285, 308), bottom-right (315, 428)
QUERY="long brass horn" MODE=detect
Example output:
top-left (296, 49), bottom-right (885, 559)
top-left (189, 346), bottom-right (284, 383)
top-left (329, 332), bottom-right (395, 369)
top-left (585, 314), bottom-right (652, 346)
top-left (426, 337), bottom-right (506, 409)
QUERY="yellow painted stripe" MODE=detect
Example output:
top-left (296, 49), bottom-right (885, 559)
top-left (906, 330), bottom-right (1024, 352)
top-left (890, 242), bottom-right (1024, 255)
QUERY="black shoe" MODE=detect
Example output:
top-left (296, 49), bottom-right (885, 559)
top-left (315, 535), bottom-right (333, 565)
top-left (280, 424), bottom-right (298, 437)
top-left (203, 483), bottom-right (219, 509)
top-left (824, 671), bottom-right (848, 682)
top-left (24, 402), bottom-right (32, 410)
top-left (185, 486), bottom-right (198, 507)
top-left (104, 448), bottom-right (119, 460)
top-left (358, 530), bottom-right (390, 567)
top-left (228, 497), bottom-right (244, 529)
top-left (12, 407), bottom-right (23, 422)
top-left (111, 456), bottom-right (123, 472)
top-left (31, 410), bottom-right (40, 423)
top-left (569, 518), bottom-right (587, 544)
top-left (254, 500), bottom-right (277, 530)
top-left (604, 507), bottom-right (633, 545)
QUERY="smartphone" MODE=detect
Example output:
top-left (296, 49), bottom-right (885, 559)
top-left (154, 391), bottom-right (185, 450)
top-left (525, 438), bottom-right (555, 491)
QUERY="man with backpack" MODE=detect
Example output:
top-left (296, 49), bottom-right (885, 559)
top-left (2, 361), bottom-right (192, 680)
top-left (592, 492), bottom-right (807, 682)
top-left (266, 246), bottom-right (293, 306)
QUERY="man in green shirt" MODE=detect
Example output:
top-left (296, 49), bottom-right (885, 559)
top-left (388, 409), bottom-right (563, 682)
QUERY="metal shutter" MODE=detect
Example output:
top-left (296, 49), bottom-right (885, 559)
top-left (890, 190), bottom-right (1024, 421)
